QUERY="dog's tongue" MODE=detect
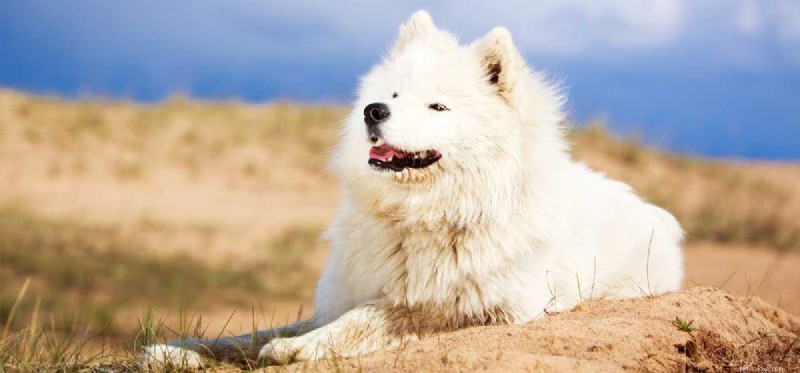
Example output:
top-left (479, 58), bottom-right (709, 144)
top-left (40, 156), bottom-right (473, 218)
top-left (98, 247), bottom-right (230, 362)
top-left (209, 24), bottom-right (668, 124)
top-left (369, 144), bottom-right (405, 161)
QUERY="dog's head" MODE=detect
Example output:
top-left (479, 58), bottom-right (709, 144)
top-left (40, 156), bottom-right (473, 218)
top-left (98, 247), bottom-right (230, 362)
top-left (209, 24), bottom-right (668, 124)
top-left (333, 11), bottom-right (564, 190)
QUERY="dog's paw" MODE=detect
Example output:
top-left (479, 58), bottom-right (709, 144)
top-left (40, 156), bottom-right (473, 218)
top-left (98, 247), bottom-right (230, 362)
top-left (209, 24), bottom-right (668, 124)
top-left (258, 336), bottom-right (328, 365)
top-left (141, 344), bottom-right (204, 369)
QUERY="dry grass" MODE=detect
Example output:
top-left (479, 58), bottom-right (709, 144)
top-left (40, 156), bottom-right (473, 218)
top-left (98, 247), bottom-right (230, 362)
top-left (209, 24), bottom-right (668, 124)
top-left (572, 124), bottom-right (800, 251)
top-left (262, 226), bottom-right (325, 301)
top-left (0, 211), bottom-right (323, 372)
top-left (0, 207), bottom-right (263, 341)
top-left (2, 282), bottom-right (241, 372)
top-left (0, 88), bottom-right (798, 371)
top-left (2, 89), bottom-right (797, 250)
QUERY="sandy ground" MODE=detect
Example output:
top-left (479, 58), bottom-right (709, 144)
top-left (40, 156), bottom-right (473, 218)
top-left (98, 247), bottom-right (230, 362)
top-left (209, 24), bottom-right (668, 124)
top-left (2, 163), bottom-right (797, 317)
top-left (685, 243), bottom-right (800, 315)
top-left (1, 151), bottom-right (798, 333)
top-left (1, 91), bottom-right (798, 371)
top-left (277, 287), bottom-right (798, 372)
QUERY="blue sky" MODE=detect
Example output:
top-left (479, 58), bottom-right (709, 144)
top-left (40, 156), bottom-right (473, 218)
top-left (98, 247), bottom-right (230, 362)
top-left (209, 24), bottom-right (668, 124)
top-left (1, 1), bottom-right (799, 159)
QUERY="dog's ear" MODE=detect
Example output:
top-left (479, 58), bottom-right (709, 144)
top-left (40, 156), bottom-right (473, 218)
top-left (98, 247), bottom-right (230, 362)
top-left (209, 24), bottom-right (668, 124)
top-left (392, 10), bottom-right (436, 54)
top-left (475, 27), bottom-right (524, 101)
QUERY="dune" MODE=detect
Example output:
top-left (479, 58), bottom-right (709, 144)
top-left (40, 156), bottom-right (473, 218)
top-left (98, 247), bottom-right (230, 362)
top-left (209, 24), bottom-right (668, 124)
top-left (282, 287), bottom-right (798, 372)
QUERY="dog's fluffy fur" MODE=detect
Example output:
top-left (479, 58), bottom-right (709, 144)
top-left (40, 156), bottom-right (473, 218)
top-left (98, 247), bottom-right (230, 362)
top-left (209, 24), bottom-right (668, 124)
top-left (143, 10), bottom-right (683, 367)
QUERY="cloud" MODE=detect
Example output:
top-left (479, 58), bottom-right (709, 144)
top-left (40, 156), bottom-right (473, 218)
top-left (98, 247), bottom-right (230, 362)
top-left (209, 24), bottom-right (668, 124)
top-left (1, 0), bottom-right (799, 158)
top-left (1, 0), bottom-right (799, 101)
top-left (734, 1), bottom-right (762, 36)
top-left (430, 1), bottom-right (687, 55)
top-left (776, 2), bottom-right (800, 42)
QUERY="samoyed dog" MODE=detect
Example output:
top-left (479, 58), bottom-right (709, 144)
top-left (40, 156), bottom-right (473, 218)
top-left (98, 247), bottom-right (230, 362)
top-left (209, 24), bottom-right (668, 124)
top-left (143, 10), bottom-right (683, 367)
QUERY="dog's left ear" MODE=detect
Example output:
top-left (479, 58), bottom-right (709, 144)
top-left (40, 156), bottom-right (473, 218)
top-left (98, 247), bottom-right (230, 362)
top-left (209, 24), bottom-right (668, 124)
top-left (475, 27), bottom-right (525, 101)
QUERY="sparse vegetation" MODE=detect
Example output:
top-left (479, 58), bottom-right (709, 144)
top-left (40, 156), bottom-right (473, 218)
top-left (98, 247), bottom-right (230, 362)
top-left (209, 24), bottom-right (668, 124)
top-left (0, 89), bottom-right (798, 371)
top-left (672, 317), bottom-right (698, 333)
top-left (1, 282), bottom-right (244, 372)
top-left (572, 123), bottom-right (800, 251)
top-left (263, 226), bottom-right (324, 300)
top-left (4, 90), bottom-right (796, 249)
top-left (0, 208), bottom-right (323, 372)
top-left (0, 207), bottom-right (263, 341)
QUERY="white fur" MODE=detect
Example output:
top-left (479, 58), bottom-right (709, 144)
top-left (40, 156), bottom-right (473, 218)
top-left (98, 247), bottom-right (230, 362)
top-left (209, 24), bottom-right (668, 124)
top-left (146, 10), bottom-right (683, 366)
top-left (141, 344), bottom-right (204, 368)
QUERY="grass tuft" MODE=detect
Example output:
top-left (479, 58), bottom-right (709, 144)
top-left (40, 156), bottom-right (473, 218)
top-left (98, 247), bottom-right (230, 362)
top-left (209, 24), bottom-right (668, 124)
top-left (672, 317), bottom-right (698, 333)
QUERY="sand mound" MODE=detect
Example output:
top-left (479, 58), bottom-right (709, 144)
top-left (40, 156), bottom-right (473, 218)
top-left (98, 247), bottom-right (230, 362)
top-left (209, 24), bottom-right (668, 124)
top-left (280, 287), bottom-right (798, 372)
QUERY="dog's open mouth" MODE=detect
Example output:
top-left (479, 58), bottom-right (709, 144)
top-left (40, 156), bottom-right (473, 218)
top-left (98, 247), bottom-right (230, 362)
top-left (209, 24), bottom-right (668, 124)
top-left (368, 143), bottom-right (441, 172)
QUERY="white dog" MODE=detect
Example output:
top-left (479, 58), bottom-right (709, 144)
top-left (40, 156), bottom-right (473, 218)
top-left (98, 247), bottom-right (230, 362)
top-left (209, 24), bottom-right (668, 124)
top-left (143, 10), bottom-right (683, 367)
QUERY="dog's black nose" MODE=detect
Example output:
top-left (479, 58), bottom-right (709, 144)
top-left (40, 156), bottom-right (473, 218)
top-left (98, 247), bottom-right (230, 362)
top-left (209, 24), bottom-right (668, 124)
top-left (364, 103), bottom-right (390, 127)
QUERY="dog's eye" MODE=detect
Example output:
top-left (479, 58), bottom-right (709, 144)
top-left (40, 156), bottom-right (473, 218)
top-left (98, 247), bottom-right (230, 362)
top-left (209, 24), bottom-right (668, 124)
top-left (392, 92), bottom-right (398, 98)
top-left (428, 103), bottom-right (449, 112)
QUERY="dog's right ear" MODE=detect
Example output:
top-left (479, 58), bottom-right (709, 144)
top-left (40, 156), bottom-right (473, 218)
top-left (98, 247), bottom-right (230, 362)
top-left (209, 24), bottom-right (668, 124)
top-left (475, 27), bottom-right (526, 103)
top-left (391, 10), bottom-right (436, 54)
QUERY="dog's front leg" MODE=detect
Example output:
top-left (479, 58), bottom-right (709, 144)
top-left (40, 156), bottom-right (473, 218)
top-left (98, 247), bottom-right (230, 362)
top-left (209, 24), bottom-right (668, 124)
top-left (258, 302), bottom-right (417, 364)
top-left (141, 319), bottom-right (316, 368)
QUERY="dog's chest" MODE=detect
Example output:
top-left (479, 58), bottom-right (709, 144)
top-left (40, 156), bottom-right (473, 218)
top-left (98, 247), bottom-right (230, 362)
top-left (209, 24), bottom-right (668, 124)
top-left (380, 224), bottom-right (500, 314)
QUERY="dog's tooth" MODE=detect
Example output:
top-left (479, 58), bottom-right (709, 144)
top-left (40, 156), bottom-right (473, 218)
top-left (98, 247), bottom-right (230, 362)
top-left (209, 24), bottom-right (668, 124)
top-left (419, 151), bottom-right (428, 159)
top-left (388, 155), bottom-right (394, 162)
top-left (373, 138), bottom-right (385, 146)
